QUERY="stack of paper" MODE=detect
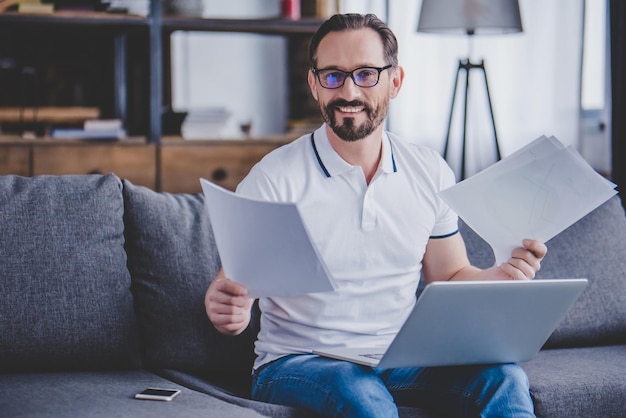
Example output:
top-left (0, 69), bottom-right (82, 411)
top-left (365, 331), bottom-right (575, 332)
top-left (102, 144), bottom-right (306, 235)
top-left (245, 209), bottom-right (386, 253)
top-left (181, 108), bottom-right (231, 140)
top-left (200, 178), bottom-right (336, 298)
top-left (439, 136), bottom-right (617, 265)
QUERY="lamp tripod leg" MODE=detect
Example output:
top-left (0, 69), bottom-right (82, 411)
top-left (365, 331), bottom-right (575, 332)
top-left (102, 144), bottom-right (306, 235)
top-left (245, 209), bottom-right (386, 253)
top-left (481, 61), bottom-right (501, 161)
top-left (461, 61), bottom-right (471, 179)
top-left (444, 61), bottom-right (463, 161)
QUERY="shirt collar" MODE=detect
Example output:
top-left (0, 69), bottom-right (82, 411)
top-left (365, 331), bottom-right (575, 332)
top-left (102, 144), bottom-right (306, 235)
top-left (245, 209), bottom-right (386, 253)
top-left (311, 124), bottom-right (397, 178)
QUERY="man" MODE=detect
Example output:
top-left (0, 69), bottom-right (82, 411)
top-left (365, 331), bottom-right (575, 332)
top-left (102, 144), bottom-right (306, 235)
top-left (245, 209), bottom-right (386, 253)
top-left (205, 13), bottom-right (547, 417)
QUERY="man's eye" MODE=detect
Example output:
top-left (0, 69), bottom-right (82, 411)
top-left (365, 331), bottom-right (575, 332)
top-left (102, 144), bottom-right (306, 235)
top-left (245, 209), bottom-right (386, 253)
top-left (356, 69), bottom-right (376, 78)
top-left (323, 72), bottom-right (344, 85)
top-left (324, 71), bottom-right (343, 80)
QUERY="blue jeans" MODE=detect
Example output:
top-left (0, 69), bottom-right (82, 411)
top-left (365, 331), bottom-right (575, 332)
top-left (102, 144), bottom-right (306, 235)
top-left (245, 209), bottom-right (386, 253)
top-left (251, 354), bottom-right (535, 417)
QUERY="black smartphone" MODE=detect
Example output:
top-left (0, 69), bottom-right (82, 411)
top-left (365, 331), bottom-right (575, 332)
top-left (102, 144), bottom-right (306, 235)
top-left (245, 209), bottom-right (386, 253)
top-left (134, 388), bottom-right (181, 401)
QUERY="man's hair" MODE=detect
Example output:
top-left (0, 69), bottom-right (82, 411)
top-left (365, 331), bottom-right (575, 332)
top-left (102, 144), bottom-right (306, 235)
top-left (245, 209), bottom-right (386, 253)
top-left (309, 13), bottom-right (399, 69)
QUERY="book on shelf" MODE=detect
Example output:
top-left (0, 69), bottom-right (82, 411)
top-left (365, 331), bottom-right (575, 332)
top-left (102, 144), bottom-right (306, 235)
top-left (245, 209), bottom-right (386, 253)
top-left (300, 0), bottom-right (338, 18)
top-left (83, 118), bottom-right (122, 131)
top-left (0, 0), bottom-right (54, 13)
top-left (50, 118), bottom-right (126, 140)
top-left (18, 1), bottom-right (54, 14)
top-left (50, 126), bottom-right (126, 141)
top-left (101, 0), bottom-right (149, 16)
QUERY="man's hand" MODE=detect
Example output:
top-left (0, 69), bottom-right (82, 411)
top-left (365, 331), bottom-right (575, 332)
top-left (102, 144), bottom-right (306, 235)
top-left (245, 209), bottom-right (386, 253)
top-left (496, 239), bottom-right (548, 280)
top-left (423, 234), bottom-right (548, 283)
top-left (205, 269), bottom-right (253, 335)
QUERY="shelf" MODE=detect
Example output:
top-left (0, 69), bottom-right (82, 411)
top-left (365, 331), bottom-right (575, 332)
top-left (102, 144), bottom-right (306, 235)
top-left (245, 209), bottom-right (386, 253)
top-left (0, 135), bottom-right (147, 144)
top-left (0, 107), bottom-right (100, 124)
top-left (0, 10), bottom-right (148, 27)
top-left (0, 12), bottom-right (321, 33)
top-left (161, 16), bottom-right (323, 35)
top-left (160, 134), bottom-right (301, 145)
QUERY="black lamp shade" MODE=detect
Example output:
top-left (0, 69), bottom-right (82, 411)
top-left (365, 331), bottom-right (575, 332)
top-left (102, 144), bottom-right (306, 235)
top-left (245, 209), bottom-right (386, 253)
top-left (417, 0), bottom-right (523, 35)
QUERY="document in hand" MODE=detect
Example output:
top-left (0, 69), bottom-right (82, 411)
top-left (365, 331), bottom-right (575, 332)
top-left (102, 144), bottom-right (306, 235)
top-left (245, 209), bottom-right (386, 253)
top-left (200, 178), bottom-right (336, 298)
top-left (439, 136), bottom-right (617, 265)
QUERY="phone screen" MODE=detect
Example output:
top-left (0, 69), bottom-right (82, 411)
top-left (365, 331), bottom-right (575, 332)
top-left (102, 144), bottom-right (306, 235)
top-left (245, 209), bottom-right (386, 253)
top-left (140, 389), bottom-right (179, 397)
top-left (135, 388), bottom-right (181, 401)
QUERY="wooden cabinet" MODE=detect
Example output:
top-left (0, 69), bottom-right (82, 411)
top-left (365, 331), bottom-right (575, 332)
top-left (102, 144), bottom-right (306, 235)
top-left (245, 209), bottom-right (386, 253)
top-left (0, 137), bottom-right (292, 193)
top-left (160, 139), bottom-right (289, 193)
top-left (0, 144), bottom-right (30, 176)
top-left (32, 142), bottom-right (156, 189)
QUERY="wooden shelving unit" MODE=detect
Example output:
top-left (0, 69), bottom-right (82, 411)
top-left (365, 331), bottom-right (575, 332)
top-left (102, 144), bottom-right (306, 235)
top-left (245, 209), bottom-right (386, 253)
top-left (0, 10), bottom-right (147, 25)
top-left (0, 1), bottom-right (323, 192)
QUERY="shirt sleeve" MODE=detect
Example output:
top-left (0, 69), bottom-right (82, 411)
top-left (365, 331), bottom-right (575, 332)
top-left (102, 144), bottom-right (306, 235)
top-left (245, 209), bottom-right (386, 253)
top-left (430, 154), bottom-right (459, 239)
top-left (235, 163), bottom-right (280, 202)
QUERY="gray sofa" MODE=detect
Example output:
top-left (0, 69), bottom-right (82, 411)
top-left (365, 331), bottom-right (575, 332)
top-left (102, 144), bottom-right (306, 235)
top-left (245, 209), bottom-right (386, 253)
top-left (1, 173), bottom-right (625, 417)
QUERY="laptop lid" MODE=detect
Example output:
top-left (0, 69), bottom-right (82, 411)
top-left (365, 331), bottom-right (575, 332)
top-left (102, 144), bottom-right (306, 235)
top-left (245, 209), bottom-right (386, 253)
top-left (314, 279), bottom-right (587, 368)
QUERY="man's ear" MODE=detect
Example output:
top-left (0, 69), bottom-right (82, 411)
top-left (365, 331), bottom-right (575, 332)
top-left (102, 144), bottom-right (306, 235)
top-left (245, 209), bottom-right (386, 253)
top-left (389, 66), bottom-right (405, 99)
top-left (308, 70), bottom-right (319, 101)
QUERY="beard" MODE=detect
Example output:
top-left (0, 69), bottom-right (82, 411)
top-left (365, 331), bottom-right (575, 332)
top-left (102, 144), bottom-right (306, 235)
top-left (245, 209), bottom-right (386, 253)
top-left (320, 98), bottom-right (389, 142)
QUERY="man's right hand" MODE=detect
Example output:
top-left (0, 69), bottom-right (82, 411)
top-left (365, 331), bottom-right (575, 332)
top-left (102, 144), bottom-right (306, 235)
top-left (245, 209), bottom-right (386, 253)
top-left (205, 268), bottom-right (253, 336)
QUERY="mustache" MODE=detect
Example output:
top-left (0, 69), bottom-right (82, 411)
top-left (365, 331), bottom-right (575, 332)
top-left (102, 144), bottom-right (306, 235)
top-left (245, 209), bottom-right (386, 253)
top-left (327, 99), bottom-right (368, 110)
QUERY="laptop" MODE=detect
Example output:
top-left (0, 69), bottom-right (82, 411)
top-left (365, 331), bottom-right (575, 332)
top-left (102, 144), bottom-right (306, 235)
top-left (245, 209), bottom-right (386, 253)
top-left (313, 279), bottom-right (587, 368)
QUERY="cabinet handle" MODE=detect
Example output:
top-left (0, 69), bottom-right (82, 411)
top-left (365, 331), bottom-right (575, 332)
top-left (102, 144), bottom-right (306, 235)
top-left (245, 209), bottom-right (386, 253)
top-left (212, 168), bottom-right (227, 181)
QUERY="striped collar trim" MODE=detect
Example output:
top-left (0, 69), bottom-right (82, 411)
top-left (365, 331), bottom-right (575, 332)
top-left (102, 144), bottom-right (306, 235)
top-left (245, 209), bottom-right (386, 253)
top-left (310, 126), bottom-right (397, 178)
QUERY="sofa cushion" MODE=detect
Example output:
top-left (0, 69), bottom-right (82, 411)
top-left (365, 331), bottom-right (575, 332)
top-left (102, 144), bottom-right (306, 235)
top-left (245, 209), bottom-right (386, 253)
top-left (522, 345), bottom-right (626, 418)
top-left (461, 195), bottom-right (626, 347)
top-left (0, 174), bottom-right (140, 371)
top-left (122, 180), bottom-right (258, 389)
top-left (0, 370), bottom-right (265, 417)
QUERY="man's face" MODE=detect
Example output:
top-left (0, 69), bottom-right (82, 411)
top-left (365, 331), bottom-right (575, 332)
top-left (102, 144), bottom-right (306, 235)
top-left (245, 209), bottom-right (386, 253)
top-left (308, 28), bottom-right (399, 142)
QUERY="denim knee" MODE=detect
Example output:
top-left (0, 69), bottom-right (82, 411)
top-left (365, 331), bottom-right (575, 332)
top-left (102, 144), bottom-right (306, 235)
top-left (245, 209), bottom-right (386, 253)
top-left (483, 363), bottom-right (530, 392)
top-left (252, 354), bottom-right (399, 418)
top-left (476, 364), bottom-right (534, 418)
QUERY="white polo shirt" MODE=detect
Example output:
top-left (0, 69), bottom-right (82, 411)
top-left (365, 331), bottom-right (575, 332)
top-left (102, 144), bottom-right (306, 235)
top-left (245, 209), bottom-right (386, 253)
top-left (236, 124), bottom-right (458, 370)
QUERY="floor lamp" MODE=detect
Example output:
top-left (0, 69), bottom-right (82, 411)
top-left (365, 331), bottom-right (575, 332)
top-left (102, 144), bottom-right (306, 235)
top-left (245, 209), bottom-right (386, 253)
top-left (417, 0), bottom-right (523, 179)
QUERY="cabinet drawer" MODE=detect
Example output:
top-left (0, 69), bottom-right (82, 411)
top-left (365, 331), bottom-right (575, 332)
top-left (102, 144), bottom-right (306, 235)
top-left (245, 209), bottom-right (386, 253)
top-left (161, 143), bottom-right (281, 193)
top-left (0, 144), bottom-right (30, 176)
top-left (33, 143), bottom-right (156, 189)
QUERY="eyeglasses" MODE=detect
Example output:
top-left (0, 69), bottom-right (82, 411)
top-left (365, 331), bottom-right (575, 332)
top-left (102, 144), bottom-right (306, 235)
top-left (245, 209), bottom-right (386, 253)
top-left (312, 65), bottom-right (393, 89)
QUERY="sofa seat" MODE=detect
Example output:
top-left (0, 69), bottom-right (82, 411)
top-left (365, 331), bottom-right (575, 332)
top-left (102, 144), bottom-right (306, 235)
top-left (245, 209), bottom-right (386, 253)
top-left (0, 370), bottom-right (265, 417)
top-left (157, 368), bottom-right (446, 418)
top-left (522, 344), bottom-right (626, 418)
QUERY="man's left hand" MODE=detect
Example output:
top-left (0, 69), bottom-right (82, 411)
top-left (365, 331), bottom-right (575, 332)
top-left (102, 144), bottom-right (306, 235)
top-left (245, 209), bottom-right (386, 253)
top-left (497, 239), bottom-right (548, 280)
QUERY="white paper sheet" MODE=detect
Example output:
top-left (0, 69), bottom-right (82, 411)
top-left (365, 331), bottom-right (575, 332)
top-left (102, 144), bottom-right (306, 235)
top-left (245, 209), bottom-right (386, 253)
top-left (439, 136), bottom-right (617, 265)
top-left (200, 178), bottom-right (336, 298)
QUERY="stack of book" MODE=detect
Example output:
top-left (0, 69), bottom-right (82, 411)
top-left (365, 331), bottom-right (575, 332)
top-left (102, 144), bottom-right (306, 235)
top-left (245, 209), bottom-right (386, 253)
top-left (50, 119), bottom-right (126, 141)
top-left (101, 0), bottom-right (149, 16)
top-left (163, 0), bottom-right (203, 17)
top-left (181, 107), bottom-right (231, 140)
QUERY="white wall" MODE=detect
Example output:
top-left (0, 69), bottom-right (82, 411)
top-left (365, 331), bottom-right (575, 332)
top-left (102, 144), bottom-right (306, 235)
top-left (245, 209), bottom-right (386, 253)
top-left (170, 0), bottom-right (286, 138)
top-left (388, 0), bottom-right (585, 179)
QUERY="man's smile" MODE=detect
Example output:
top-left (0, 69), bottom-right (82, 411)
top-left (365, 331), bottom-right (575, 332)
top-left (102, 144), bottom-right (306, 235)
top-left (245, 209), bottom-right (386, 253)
top-left (337, 105), bottom-right (364, 114)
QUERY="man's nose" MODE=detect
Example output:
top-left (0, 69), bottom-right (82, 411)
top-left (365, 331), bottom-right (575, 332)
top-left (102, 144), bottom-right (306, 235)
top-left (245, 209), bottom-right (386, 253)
top-left (339, 75), bottom-right (361, 98)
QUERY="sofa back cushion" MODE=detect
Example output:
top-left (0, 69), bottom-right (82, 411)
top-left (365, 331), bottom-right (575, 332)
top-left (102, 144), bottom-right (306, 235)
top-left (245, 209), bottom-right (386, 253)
top-left (122, 180), bottom-right (257, 388)
top-left (460, 195), bottom-right (626, 348)
top-left (0, 174), bottom-right (141, 371)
